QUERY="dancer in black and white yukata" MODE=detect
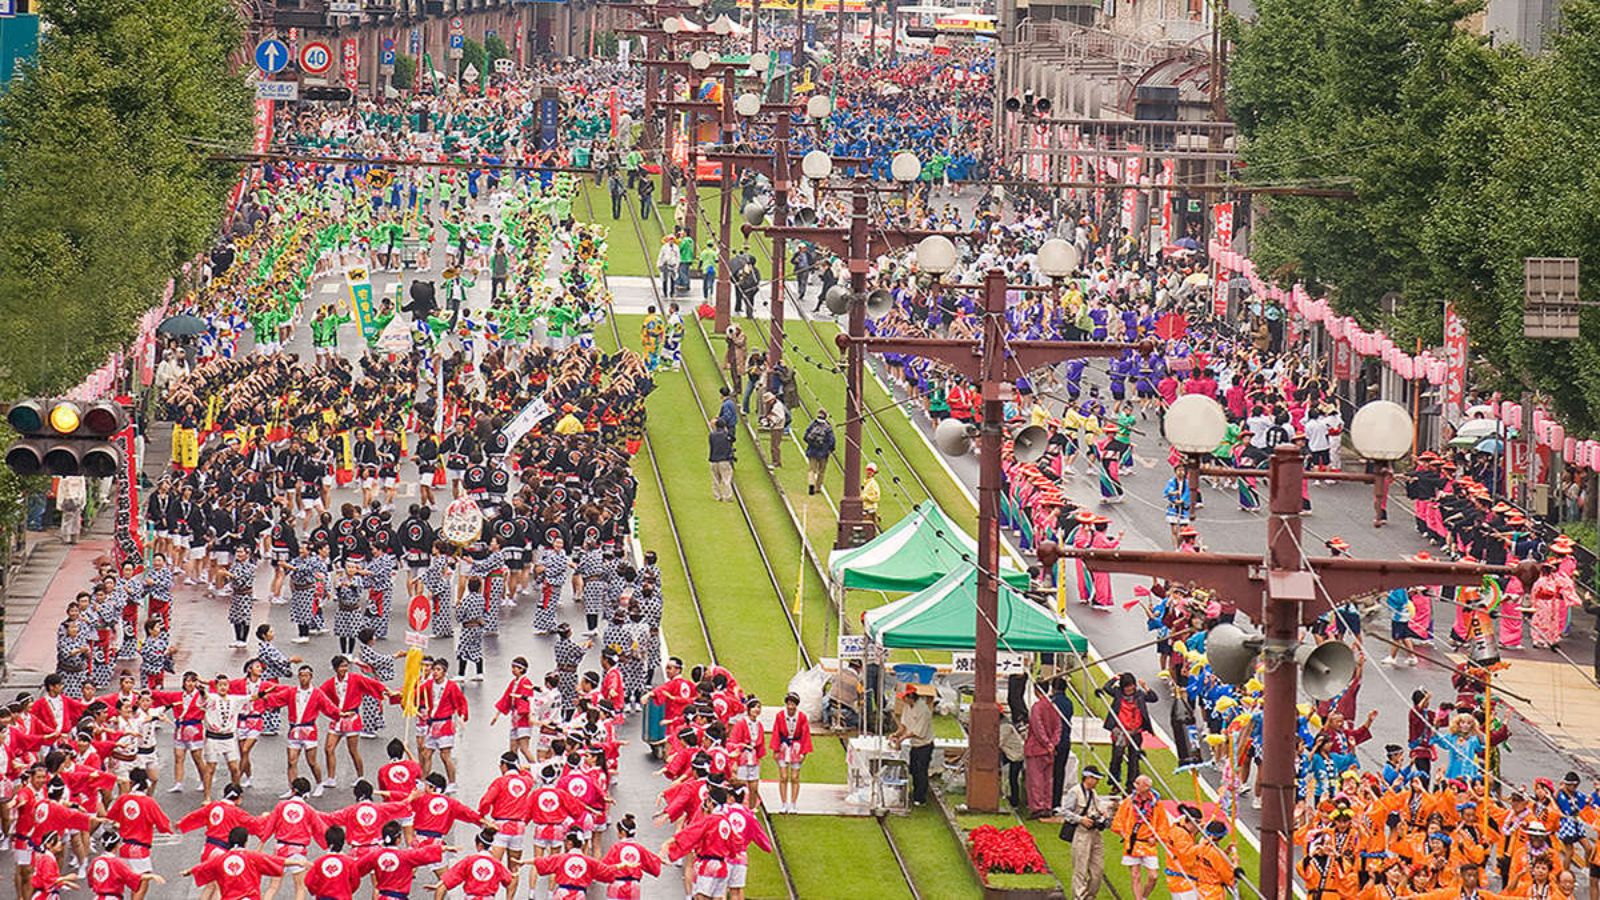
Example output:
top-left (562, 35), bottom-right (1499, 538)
top-left (575, 539), bottom-right (607, 633)
top-left (355, 628), bottom-right (396, 736)
top-left (285, 544), bottom-right (329, 644)
top-left (421, 545), bottom-right (454, 639)
top-left (227, 545), bottom-right (260, 648)
top-left (553, 623), bottom-right (591, 716)
top-left (533, 539), bottom-right (569, 634)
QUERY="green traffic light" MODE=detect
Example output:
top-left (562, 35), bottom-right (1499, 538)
top-left (6, 402), bottom-right (42, 433)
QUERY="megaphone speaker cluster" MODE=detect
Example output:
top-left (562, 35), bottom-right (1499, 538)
top-left (793, 207), bottom-right (819, 227)
top-left (1296, 640), bottom-right (1356, 701)
top-left (934, 419), bottom-right (976, 457)
top-left (864, 289), bottom-right (893, 318)
top-left (1012, 425), bottom-right (1048, 463)
top-left (1205, 623), bottom-right (1263, 687)
top-left (823, 285), bottom-right (854, 316)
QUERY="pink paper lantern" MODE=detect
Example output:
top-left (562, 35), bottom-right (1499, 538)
top-left (1501, 402), bottom-right (1519, 426)
top-left (1428, 360), bottom-right (1446, 385)
top-left (1565, 437), bottom-right (1578, 465)
top-left (1552, 424), bottom-right (1565, 449)
top-left (1588, 441), bottom-right (1600, 470)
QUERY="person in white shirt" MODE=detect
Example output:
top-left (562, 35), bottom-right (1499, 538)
top-left (200, 674), bottom-right (252, 801)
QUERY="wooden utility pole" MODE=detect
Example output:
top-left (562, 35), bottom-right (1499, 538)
top-left (835, 269), bottom-right (1130, 810)
top-left (1057, 449), bottom-right (1533, 898)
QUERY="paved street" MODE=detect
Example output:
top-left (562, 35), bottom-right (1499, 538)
top-left (1, 212), bottom-right (688, 899)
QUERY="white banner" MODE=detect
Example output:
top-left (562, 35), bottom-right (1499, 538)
top-left (501, 396), bottom-right (554, 449)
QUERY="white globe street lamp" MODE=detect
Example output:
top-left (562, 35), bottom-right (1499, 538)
top-left (891, 152), bottom-right (922, 183)
top-left (915, 234), bottom-right (957, 275)
top-left (1164, 395), bottom-right (1229, 455)
top-left (801, 150), bottom-right (833, 180)
top-left (1035, 238), bottom-right (1079, 279)
top-left (1349, 400), bottom-right (1414, 461)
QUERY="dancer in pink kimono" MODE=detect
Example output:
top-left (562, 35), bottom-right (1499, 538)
top-left (1407, 553), bottom-right (1437, 641)
top-left (1066, 510), bottom-right (1098, 606)
top-left (1530, 562), bottom-right (1580, 649)
top-left (1551, 535), bottom-right (1580, 637)
top-left (1088, 517), bottom-right (1122, 610)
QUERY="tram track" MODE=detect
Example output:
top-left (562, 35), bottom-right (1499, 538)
top-left (583, 181), bottom-right (812, 899)
top-left (604, 183), bottom-right (921, 900)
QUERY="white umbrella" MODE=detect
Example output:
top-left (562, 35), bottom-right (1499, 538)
top-left (1454, 418), bottom-right (1503, 439)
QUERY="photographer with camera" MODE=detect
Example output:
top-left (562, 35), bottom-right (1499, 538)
top-left (1058, 765), bottom-right (1109, 900)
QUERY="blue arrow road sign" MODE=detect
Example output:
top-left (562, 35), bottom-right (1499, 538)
top-left (449, 34), bottom-right (464, 49)
top-left (254, 38), bottom-right (288, 75)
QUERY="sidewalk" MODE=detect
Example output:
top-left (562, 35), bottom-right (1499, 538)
top-left (4, 516), bottom-right (114, 683)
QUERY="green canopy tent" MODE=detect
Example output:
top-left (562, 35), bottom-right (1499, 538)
top-left (828, 500), bottom-right (1030, 594)
top-left (862, 565), bottom-right (1087, 654)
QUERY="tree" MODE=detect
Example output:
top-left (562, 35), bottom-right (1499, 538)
top-left (461, 37), bottom-right (487, 84)
top-left (0, 0), bottom-right (250, 542)
top-left (393, 51), bottom-right (417, 90)
top-left (484, 33), bottom-right (509, 65)
top-left (1229, 0), bottom-right (1600, 432)
top-left (0, 0), bottom-right (250, 396)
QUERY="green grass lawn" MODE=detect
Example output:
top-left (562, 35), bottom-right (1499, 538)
top-left (577, 182), bottom-right (771, 279)
top-left (599, 202), bottom-right (1268, 893)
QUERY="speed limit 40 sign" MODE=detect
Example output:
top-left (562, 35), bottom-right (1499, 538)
top-left (299, 41), bottom-right (334, 76)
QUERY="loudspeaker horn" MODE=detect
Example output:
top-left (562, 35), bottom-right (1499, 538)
top-left (1004, 96), bottom-right (1022, 113)
top-left (1206, 623), bottom-right (1264, 687)
top-left (1295, 640), bottom-right (1357, 701)
top-left (1012, 425), bottom-right (1048, 463)
top-left (823, 285), bottom-right (854, 316)
top-left (934, 418), bottom-right (975, 457)
top-left (793, 207), bottom-right (819, 227)
top-left (863, 289), bottom-right (893, 318)
top-left (1034, 96), bottom-right (1052, 115)
top-left (742, 202), bottom-right (769, 227)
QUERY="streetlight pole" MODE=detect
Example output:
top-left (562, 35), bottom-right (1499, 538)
top-left (1055, 435), bottom-right (1535, 897)
top-left (839, 266), bottom-right (1131, 811)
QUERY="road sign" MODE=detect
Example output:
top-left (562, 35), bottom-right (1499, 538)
top-left (299, 40), bottom-right (333, 75)
top-left (255, 81), bottom-right (299, 101)
top-left (449, 16), bottom-right (463, 32)
top-left (449, 33), bottom-right (464, 49)
top-left (0, 0), bottom-right (15, 17)
top-left (404, 595), bottom-right (432, 647)
top-left (381, 50), bottom-right (396, 65)
top-left (254, 38), bottom-right (289, 74)
top-left (409, 29), bottom-right (420, 55)
top-left (382, 37), bottom-right (395, 51)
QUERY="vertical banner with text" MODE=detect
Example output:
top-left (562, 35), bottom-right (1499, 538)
top-left (1159, 158), bottom-right (1175, 248)
top-left (1444, 301), bottom-right (1468, 418)
top-left (346, 266), bottom-right (378, 342)
top-left (341, 37), bottom-right (359, 94)
top-left (1214, 201), bottom-right (1235, 250)
top-left (1121, 144), bottom-right (1143, 232)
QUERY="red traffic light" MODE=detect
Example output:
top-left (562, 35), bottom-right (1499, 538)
top-left (81, 401), bottom-right (128, 437)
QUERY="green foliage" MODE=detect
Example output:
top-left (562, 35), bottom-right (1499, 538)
top-left (593, 30), bottom-right (619, 59)
top-left (483, 34), bottom-right (509, 64)
top-left (392, 51), bottom-right (416, 91)
top-left (0, 0), bottom-right (250, 543)
top-left (1230, 0), bottom-right (1600, 433)
top-left (0, 0), bottom-right (250, 398)
top-left (461, 37), bottom-right (487, 84)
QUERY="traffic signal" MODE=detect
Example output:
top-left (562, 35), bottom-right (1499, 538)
top-left (4, 399), bottom-right (127, 478)
top-left (302, 85), bottom-right (353, 103)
